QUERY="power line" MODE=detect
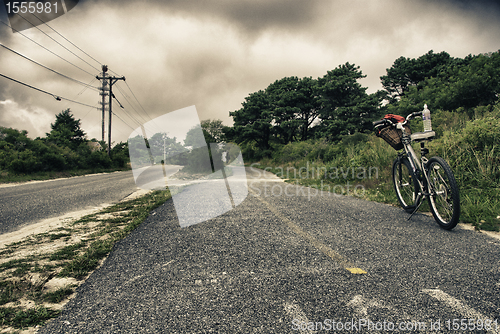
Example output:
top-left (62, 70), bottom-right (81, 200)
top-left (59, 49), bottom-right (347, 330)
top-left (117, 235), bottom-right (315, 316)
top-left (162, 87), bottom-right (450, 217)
top-left (124, 81), bottom-right (156, 123)
top-left (114, 84), bottom-right (149, 125)
top-left (0, 19), bottom-right (96, 77)
top-left (31, 13), bottom-right (102, 68)
top-left (0, 72), bottom-right (99, 109)
top-left (76, 77), bottom-right (98, 96)
top-left (115, 83), bottom-right (164, 134)
top-left (113, 83), bottom-right (161, 132)
top-left (112, 110), bottom-right (136, 131)
top-left (30, 13), bottom-right (125, 79)
top-left (15, 12), bottom-right (101, 72)
top-left (0, 43), bottom-right (99, 91)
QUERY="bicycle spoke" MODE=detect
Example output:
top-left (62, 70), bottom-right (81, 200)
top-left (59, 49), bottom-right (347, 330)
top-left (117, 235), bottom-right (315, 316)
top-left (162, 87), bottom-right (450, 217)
top-left (426, 158), bottom-right (460, 229)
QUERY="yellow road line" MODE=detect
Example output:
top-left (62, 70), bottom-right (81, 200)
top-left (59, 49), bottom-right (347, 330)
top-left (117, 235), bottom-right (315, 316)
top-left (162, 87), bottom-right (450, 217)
top-left (250, 189), bottom-right (367, 275)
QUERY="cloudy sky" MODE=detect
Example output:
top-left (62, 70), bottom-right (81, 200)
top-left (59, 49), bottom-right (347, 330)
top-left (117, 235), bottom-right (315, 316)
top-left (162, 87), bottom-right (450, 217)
top-left (0, 0), bottom-right (499, 144)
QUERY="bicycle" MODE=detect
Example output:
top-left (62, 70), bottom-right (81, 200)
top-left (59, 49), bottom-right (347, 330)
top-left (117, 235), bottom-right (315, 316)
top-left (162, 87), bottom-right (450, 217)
top-left (373, 108), bottom-right (460, 230)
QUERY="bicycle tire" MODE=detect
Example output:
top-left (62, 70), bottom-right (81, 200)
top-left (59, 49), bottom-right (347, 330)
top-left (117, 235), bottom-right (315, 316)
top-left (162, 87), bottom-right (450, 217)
top-left (426, 157), bottom-right (460, 230)
top-left (392, 157), bottom-right (419, 213)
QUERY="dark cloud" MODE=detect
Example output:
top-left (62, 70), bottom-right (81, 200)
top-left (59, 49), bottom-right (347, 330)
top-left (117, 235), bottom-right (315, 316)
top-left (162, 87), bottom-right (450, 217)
top-left (79, 0), bottom-right (322, 35)
top-left (448, 0), bottom-right (500, 7)
top-left (217, 0), bottom-right (323, 33)
top-left (434, 0), bottom-right (500, 13)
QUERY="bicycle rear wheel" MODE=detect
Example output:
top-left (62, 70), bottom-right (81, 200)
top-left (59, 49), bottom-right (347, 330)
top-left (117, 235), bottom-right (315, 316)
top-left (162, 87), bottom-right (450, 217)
top-left (392, 157), bottom-right (419, 213)
top-left (426, 157), bottom-right (460, 230)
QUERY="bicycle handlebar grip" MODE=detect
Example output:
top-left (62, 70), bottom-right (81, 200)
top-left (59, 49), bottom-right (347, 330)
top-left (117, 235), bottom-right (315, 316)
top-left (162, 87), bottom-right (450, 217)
top-left (372, 119), bottom-right (386, 127)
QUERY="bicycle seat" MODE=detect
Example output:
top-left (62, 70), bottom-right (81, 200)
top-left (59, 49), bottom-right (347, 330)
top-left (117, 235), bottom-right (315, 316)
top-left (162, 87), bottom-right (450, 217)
top-left (411, 131), bottom-right (435, 142)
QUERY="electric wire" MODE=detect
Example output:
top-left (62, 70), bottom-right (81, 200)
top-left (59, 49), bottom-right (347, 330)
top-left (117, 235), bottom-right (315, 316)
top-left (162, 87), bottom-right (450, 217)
top-left (124, 81), bottom-right (156, 123)
top-left (114, 83), bottom-right (164, 134)
top-left (114, 84), bottom-right (149, 124)
top-left (31, 12), bottom-right (102, 68)
top-left (1, 16), bottom-right (151, 141)
top-left (29, 13), bottom-right (124, 79)
top-left (0, 72), bottom-right (99, 109)
top-left (15, 12), bottom-right (101, 72)
top-left (81, 103), bottom-right (99, 121)
top-left (0, 19), bottom-right (95, 77)
top-left (106, 86), bottom-right (142, 128)
top-left (0, 43), bottom-right (99, 92)
top-left (112, 111), bottom-right (136, 131)
top-left (76, 77), bottom-right (98, 96)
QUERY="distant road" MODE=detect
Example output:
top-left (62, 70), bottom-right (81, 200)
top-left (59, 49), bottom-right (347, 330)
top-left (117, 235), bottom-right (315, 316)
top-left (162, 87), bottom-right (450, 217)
top-left (0, 171), bottom-right (139, 235)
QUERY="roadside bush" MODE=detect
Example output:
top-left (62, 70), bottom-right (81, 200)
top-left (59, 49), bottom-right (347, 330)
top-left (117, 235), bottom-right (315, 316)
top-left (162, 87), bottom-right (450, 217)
top-left (87, 151), bottom-right (112, 169)
top-left (273, 140), bottom-right (316, 163)
top-left (8, 150), bottom-right (41, 173)
top-left (41, 151), bottom-right (67, 171)
top-left (240, 141), bottom-right (272, 161)
top-left (460, 116), bottom-right (500, 151)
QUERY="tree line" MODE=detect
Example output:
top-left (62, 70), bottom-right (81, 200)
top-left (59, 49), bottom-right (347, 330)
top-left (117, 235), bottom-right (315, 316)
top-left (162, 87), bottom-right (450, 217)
top-left (2, 49), bottom-right (499, 175)
top-left (0, 109), bottom-right (129, 174)
top-left (227, 50), bottom-right (500, 159)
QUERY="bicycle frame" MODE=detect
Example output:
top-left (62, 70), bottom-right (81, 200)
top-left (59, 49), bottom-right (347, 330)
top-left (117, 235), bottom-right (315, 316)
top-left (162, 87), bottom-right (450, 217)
top-left (396, 122), bottom-right (432, 205)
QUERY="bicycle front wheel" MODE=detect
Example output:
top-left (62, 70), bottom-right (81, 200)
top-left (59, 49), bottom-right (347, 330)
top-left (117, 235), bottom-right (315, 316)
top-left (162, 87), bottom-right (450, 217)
top-left (392, 157), bottom-right (419, 213)
top-left (426, 157), bottom-right (460, 230)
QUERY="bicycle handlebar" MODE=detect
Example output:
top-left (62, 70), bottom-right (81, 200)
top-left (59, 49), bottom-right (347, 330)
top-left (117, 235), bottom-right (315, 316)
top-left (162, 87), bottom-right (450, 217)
top-left (372, 119), bottom-right (387, 127)
top-left (406, 111), bottom-right (422, 121)
top-left (372, 111), bottom-right (424, 128)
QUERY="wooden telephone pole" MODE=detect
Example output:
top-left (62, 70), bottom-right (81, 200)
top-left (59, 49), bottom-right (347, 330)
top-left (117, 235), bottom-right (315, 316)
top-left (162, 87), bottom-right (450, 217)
top-left (96, 65), bottom-right (125, 156)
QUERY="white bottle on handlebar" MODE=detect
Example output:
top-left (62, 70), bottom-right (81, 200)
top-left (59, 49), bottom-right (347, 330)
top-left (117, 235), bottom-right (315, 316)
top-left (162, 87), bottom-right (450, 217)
top-left (423, 104), bottom-right (432, 132)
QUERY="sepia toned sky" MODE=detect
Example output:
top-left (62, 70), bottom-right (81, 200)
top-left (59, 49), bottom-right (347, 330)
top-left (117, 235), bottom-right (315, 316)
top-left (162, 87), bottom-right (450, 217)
top-left (0, 0), bottom-right (499, 143)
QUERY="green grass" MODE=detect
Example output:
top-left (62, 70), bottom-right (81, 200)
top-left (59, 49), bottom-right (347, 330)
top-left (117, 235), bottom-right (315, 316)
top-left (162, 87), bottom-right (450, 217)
top-left (49, 242), bottom-right (88, 261)
top-left (0, 306), bottom-right (60, 329)
top-left (41, 287), bottom-right (76, 304)
top-left (0, 189), bottom-right (171, 332)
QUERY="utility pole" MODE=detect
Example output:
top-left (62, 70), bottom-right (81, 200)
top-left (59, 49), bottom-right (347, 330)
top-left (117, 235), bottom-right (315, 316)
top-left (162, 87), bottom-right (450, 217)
top-left (96, 66), bottom-right (125, 156)
top-left (98, 65), bottom-right (109, 142)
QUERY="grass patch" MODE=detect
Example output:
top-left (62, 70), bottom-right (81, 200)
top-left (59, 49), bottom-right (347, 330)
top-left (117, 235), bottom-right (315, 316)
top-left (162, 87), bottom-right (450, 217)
top-left (48, 233), bottom-right (72, 241)
top-left (0, 306), bottom-right (60, 329)
top-left (42, 287), bottom-right (75, 304)
top-left (58, 240), bottom-right (113, 279)
top-left (0, 189), bottom-right (171, 332)
top-left (49, 242), bottom-right (88, 261)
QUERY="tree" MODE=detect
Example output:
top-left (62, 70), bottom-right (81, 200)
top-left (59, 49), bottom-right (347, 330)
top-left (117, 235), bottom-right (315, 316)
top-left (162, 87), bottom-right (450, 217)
top-left (184, 124), bottom-right (207, 148)
top-left (229, 90), bottom-right (273, 151)
top-left (266, 77), bottom-right (302, 144)
top-left (46, 109), bottom-right (86, 149)
top-left (315, 63), bottom-right (380, 141)
top-left (385, 50), bottom-right (500, 116)
top-left (296, 76), bottom-right (321, 141)
top-left (381, 50), bottom-right (454, 102)
top-left (201, 119), bottom-right (228, 143)
top-left (229, 76), bottom-right (321, 152)
top-left (265, 76), bottom-right (321, 144)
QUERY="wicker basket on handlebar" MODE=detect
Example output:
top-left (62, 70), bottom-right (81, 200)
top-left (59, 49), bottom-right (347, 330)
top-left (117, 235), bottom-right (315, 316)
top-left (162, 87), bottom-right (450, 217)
top-left (377, 125), bottom-right (411, 150)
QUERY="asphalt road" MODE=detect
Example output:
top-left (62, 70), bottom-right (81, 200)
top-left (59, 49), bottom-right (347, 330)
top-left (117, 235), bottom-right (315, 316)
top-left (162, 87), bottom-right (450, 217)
top-left (39, 168), bottom-right (500, 333)
top-left (0, 171), bottom-right (138, 235)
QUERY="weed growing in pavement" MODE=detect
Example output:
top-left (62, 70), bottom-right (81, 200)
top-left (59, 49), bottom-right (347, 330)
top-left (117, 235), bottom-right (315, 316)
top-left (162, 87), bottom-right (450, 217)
top-left (0, 190), bottom-right (171, 333)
